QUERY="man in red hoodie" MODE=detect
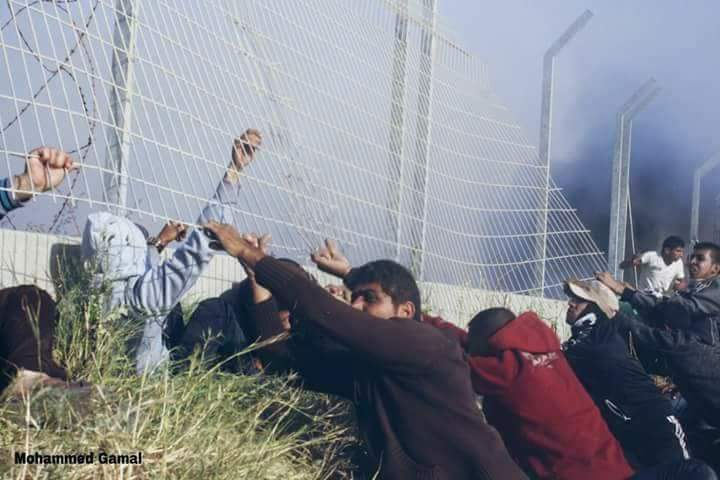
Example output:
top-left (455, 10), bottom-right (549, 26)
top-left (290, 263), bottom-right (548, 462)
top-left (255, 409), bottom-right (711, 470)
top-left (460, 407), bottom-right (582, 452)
top-left (463, 307), bottom-right (634, 480)
top-left (423, 310), bottom-right (719, 479)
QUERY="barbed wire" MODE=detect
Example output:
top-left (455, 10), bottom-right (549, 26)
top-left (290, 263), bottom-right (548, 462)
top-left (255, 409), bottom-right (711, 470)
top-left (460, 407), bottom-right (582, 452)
top-left (1, 0), bottom-right (100, 234)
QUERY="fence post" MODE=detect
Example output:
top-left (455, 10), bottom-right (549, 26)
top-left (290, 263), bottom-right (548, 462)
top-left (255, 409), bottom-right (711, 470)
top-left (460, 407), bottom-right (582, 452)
top-left (690, 152), bottom-right (720, 244)
top-left (537, 10), bottom-right (593, 297)
top-left (608, 78), bottom-right (660, 279)
top-left (390, 0), bottom-right (409, 262)
top-left (410, 0), bottom-right (438, 280)
top-left (105, 0), bottom-right (140, 215)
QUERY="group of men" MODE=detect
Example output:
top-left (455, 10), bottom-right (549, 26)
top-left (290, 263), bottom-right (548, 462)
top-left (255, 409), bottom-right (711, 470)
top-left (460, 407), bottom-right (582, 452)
top-left (1, 136), bottom-right (720, 479)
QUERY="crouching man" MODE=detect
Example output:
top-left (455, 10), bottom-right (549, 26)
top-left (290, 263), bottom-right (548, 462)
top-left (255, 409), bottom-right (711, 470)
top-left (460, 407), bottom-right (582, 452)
top-left (463, 307), bottom-right (633, 480)
top-left (562, 279), bottom-right (691, 468)
top-left (202, 225), bottom-right (527, 480)
top-left (81, 130), bottom-right (262, 373)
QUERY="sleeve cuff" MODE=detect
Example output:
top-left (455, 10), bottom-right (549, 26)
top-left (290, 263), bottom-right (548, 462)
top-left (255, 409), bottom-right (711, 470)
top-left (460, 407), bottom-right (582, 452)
top-left (620, 287), bottom-right (635, 302)
top-left (342, 268), bottom-right (355, 287)
top-left (0, 177), bottom-right (25, 212)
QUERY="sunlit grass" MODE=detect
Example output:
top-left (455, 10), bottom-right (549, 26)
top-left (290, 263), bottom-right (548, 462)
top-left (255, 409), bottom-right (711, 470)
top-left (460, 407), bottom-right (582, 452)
top-left (0, 260), bottom-right (360, 479)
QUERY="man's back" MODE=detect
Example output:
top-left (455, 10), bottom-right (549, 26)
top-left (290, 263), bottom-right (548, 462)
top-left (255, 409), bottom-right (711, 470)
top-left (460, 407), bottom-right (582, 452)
top-left (349, 322), bottom-right (525, 479)
top-left (468, 312), bottom-right (633, 480)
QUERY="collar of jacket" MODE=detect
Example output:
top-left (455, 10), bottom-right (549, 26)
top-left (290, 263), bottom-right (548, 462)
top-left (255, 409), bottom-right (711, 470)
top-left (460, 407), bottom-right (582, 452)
top-left (565, 312), bottom-right (598, 348)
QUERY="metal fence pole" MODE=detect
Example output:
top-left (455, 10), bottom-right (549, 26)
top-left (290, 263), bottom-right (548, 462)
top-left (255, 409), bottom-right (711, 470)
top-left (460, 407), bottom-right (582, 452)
top-left (608, 78), bottom-right (660, 279)
top-left (537, 10), bottom-right (593, 297)
top-left (105, 0), bottom-right (140, 215)
top-left (390, 0), bottom-right (409, 262)
top-left (410, 0), bottom-right (438, 280)
top-left (690, 152), bottom-right (720, 244)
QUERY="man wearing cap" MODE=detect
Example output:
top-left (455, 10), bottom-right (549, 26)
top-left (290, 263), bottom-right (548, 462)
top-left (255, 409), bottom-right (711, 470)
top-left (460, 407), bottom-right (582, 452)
top-left (563, 279), bottom-right (690, 469)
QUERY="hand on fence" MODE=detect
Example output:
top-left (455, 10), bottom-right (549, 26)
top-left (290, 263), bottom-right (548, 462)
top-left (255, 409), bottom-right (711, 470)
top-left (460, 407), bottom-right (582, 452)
top-left (203, 221), bottom-right (266, 269)
top-left (13, 147), bottom-right (77, 201)
top-left (238, 232), bottom-right (271, 280)
top-left (230, 128), bottom-right (262, 171)
top-left (311, 239), bottom-right (351, 279)
top-left (153, 221), bottom-right (188, 250)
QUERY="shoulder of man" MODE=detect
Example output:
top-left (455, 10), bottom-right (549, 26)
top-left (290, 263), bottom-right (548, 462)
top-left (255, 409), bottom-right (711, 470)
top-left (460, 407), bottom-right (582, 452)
top-left (640, 250), bottom-right (659, 263)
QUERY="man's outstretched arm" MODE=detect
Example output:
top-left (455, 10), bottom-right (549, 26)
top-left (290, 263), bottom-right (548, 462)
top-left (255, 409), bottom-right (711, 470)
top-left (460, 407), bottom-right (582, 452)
top-left (619, 254), bottom-right (642, 270)
top-left (127, 228), bottom-right (213, 315)
top-left (198, 129), bottom-right (262, 225)
top-left (129, 131), bottom-right (263, 314)
top-left (204, 222), bottom-right (452, 372)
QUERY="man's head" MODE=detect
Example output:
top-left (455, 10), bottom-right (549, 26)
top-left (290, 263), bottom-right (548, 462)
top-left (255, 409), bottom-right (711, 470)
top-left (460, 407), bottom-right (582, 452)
top-left (345, 260), bottom-right (421, 321)
top-left (689, 242), bottom-right (720, 280)
top-left (563, 279), bottom-right (619, 324)
top-left (232, 258), bottom-right (315, 332)
top-left (661, 236), bottom-right (685, 264)
top-left (467, 308), bottom-right (515, 356)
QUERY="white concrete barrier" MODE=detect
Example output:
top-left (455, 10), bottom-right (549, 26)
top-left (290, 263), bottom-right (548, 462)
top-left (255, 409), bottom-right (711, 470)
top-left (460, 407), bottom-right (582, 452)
top-left (1, 229), bottom-right (570, 339)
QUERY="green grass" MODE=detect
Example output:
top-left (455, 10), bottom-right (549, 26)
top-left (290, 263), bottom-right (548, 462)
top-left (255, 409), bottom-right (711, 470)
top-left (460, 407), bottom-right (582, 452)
top-left (0, 254), bottom-right (567, 479)
top-left (0, 260), bottom-right (360, 479)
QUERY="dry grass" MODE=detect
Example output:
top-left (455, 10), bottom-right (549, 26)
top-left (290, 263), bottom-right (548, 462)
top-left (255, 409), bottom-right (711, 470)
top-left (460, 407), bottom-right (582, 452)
top-left (0, 262), bottom-right (360, 479)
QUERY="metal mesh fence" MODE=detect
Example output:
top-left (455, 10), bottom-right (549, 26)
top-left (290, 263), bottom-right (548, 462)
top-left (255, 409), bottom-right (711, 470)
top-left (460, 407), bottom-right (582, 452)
top-left (0, 0), bottom-right (606, 298)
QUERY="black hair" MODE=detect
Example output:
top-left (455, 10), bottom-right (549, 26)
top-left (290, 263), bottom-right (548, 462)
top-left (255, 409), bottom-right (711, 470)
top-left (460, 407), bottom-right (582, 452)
top-left (466, 308), bottom-right (516, 355)
top-left (468, 308), bottom-right (516, 334)
top-left (662, 235), bottom-right (685, 251)
top-left (345, 260), bottom-right (421, 321)
top-left (468, 307), bottom-right (515, 328)
top-left (693, 242), bottom-right (720, 265)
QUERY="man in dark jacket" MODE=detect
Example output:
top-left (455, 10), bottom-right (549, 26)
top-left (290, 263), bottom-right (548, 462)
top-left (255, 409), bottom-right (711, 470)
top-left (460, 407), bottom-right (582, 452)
top-left (562, 279), bottom-right (690, 468)
top-left (203, 224), bottom-right (527, 480)
top-left (0, 285), bottom-right (69, 393)
top-left (596, 242), bottom-right (720, 428)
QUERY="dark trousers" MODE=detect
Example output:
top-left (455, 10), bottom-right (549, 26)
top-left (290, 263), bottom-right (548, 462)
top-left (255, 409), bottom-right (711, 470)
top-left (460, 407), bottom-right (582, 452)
top-left (0, 285), bottom-right (67, 391)
top-left (602, 404), bottom-right (690, 468)
top-left (631, 459), bottom-right (717, 480)
top-left (621, 315), bottom-right (720, 428)
top-left (166, 297), bottom-right (255, 374)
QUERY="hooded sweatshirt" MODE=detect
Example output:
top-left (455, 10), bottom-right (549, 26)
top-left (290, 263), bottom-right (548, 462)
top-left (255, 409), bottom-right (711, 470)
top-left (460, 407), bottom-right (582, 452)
top-left (80, 177), bottom-right (240, 373)
top-left (468, 311), bottom-right (634, 480)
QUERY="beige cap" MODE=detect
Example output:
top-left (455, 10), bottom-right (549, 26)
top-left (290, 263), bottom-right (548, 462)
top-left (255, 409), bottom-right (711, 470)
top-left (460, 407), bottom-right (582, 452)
top-left (564, 279), bottom-right (619, 318)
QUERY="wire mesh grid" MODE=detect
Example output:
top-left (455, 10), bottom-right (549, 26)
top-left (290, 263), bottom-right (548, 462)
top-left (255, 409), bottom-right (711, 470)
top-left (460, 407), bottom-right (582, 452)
top-left (0, 0), bottom-right (606, 299)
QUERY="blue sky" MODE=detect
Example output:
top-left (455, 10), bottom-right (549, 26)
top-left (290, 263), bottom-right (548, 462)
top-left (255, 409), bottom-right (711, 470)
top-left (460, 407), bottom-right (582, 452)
top-left (440, 0), bottom-right (720, 251)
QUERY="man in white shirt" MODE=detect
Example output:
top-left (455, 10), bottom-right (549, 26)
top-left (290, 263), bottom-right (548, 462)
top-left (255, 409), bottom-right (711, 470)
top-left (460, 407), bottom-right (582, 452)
top-left (620, 235), bottom-right (685, 297)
